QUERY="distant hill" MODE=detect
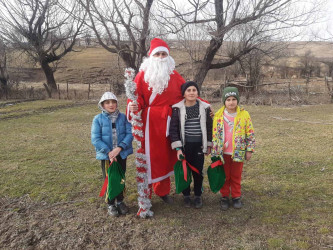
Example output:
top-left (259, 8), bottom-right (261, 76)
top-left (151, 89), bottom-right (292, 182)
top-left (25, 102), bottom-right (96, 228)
top-left (7, 41), bottom-right (333, 85)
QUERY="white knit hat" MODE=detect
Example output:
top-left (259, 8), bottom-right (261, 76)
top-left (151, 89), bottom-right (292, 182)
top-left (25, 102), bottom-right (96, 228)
top-left (98, 92), bottom-right (118, 110)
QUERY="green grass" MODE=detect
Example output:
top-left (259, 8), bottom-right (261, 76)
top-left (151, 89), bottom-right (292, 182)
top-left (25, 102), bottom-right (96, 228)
top-left (0, 100), bottom-right (332, 248)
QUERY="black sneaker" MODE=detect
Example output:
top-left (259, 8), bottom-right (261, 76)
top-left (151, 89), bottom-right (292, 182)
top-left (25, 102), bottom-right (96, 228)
top-left (117, 202), bottom-right (129, 215)
top-left (183, 196), bottom-right (191, 208)
top-left (220, 197), bottom-right (230, 211)
top-left (161, 195), bottom-right (173, 204)
top-left (108, 205), bottom-right (119, 217)
top-left (194, 196), bottom-right (203, 209)
top-left (232, 197), bottom-right (242, 209)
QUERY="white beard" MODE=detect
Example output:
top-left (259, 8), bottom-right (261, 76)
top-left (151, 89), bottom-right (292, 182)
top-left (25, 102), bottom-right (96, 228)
top-left (139, 56), bottom-right (176, 95)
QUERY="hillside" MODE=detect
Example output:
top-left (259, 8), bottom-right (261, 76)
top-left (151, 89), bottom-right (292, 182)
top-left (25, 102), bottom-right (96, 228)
top-left (6, 41), bottom-right (333, 86)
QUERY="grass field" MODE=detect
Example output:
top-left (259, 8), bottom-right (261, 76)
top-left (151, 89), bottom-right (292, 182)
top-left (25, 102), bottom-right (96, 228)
top-left (0, 100), bottom-right (332, 249)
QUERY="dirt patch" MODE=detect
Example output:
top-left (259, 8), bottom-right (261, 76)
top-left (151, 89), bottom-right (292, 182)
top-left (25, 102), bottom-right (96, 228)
top-left (1, 194), bottom-right (332, 249)
top-left (0, 195), bottom-right (254, 249)
top-left (0, 99), bottom-right (40, 108)
top-left (0, 196), bottom-right (143, 249)
top-left (0, 102), bottom-right (89, 120)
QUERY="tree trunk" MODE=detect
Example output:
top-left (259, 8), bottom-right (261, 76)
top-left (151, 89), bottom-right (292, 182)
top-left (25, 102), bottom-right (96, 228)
top-left (194, 39), bottom-right (222, 89)
top-left (41, 61), bottom-right (57, 91)
top-left (0, 67), bottom-right (9, 99)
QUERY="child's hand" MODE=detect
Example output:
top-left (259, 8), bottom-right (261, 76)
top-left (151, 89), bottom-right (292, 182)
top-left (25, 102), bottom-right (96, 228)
top-left (110, 157), bottom-right (117, 164)
top-left (245, 151), bottom-right (252, 161)
top-left (205, 147), bottom-right (211, 156)
top-left (108, 147), bottom-right (122, 161)
top-left (129, 102), bottom-right (138, 112)
top-left (209, 107), bottom-right (214, 118)
top-left (177, 150), bottom-right (183, 160)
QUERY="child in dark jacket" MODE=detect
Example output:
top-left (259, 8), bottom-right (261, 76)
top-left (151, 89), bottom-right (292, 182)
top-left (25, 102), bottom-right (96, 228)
top-left (91, 92), bottom-right (133, 217)
top-left (169, 81), bottom-right (213, 209)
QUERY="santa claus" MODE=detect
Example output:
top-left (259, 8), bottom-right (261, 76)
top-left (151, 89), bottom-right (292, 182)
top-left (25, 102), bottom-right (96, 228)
top-left (128, 38), bottom-right (185, 204)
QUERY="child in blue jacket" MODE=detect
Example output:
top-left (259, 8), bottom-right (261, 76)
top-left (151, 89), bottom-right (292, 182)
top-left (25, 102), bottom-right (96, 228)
top-left (91, 92), bottom-right (133, 217)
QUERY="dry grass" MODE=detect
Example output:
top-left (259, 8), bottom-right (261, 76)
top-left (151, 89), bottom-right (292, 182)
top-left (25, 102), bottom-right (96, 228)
top-left (0, 100), bottom-right (332, 249)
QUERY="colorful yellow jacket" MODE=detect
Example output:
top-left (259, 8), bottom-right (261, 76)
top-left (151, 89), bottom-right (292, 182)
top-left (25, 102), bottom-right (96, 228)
top-left (212, 106), bottom-right (255, 162)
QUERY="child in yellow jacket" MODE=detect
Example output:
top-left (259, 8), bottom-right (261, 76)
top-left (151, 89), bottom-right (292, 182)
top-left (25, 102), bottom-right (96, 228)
top-left (212, 87), bottom-right (255, 210)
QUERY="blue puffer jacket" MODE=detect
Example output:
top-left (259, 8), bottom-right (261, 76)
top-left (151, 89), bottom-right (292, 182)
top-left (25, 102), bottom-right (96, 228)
top-left (91, 112), bottom-right (133, 160)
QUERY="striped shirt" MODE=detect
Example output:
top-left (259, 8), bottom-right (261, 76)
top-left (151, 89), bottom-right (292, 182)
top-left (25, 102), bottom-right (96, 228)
top-left (185, 101), bottom-right (202, 142)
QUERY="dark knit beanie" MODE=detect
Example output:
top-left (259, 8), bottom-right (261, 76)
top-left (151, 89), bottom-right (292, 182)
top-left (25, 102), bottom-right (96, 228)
top-left (181, 81), bottom-right (200, 96)
top-left (222, 87), bottom-right (240, 104)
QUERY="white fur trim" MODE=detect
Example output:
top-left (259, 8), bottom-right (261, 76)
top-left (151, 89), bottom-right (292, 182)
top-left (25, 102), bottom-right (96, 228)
top-left (171, 141), bottom-right (182, 149)
top-left (150, 171), bottom-right (174, 184)
top-left (150, 46), bottom-right (169, 56)
top-left (145, 107), bottom-right (152, 184)
top-left (166, 116), bottom-right (171, 137)
top-left (149, 92), bottom-right (157, 105)
top-left (126, 102), bottom-right (131, 122)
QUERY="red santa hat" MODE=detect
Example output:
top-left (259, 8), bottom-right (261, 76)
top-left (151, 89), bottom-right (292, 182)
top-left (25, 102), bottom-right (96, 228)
top-left (149, 38), bottom-right (170, 56)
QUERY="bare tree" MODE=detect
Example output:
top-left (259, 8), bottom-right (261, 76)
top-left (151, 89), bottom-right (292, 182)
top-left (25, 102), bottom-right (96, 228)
top-left (0, 40), bottom-right (9, 91)
top-left (320, 58), bottom-right (333, 78)
top-left (299, 50), bottom-right (316, 77)
top-left (241, 42), bottom-right (286, 81)
top-left (0, 39), bottom-right (10, 99)
top-left (78, 0), bottom-right (154, 72)
top-left (84, 31), bottom-right (92, 47)
top-left (0, 0), bottom-right (85, 91)
top-left (156, 0), bottom-right (322, 88)
top-left (176, 23), bottom-right (209, 79)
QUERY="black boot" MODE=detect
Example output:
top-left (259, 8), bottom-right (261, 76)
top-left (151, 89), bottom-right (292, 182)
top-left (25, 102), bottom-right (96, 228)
top-left (194, 196), bottom-right (203, 209)
top-left (220, 197), bottom-right (230, 211)
top-left (160, 195), bottom-right (173, 204)
top-left (232, 197), bottom-right (242, 209)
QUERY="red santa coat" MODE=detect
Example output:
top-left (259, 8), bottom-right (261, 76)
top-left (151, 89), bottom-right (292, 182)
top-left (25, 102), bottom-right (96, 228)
top-left (128, 70), bottom-right (185, 184)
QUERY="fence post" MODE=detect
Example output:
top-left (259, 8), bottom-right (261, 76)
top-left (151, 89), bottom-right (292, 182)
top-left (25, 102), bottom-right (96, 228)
top-left (88, 83), bottom-right (91, 99)
top-left (29, 86), bottom-right (34, 99)
top-left (325, 76), bottom-right (333, 103)
top-left (66, 81), bottom-right (69, 99)
top-left (288, 82), bottom-right (291, 101)
top-left (58, 84), bottom-right (60, 99)
top-left (43, 83), bottom-right (52, 98)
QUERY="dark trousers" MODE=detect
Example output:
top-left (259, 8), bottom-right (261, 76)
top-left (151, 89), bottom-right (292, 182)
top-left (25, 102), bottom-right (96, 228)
top-left (182, 142), bottom-right (204, 197)
top-left (101, 156), bottom-right (127, 205)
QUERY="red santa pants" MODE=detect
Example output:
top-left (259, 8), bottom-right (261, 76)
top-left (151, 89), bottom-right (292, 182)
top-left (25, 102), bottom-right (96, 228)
top-left (220, 154), bottom-right (243, 198)
top-left (149, 177), bottom-right (171, 197)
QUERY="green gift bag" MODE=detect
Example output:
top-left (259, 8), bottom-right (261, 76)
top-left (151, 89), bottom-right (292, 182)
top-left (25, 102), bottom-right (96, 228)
top-left (107, 161), bottom-right (126, 201)
top-left (207, 156), bottom-right (226, 193)
top-left (174, 155), bottom-right (192, 194)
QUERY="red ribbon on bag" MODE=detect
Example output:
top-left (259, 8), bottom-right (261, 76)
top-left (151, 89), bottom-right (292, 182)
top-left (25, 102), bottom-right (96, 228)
top-left (99, 161), bottom-right (113, 197)
top-left (181, 159), bottom-right (200, 181)
top-left (99, 176), bottom-right (108, 197)
top-left (211, 160), bottom-right (223, 168)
